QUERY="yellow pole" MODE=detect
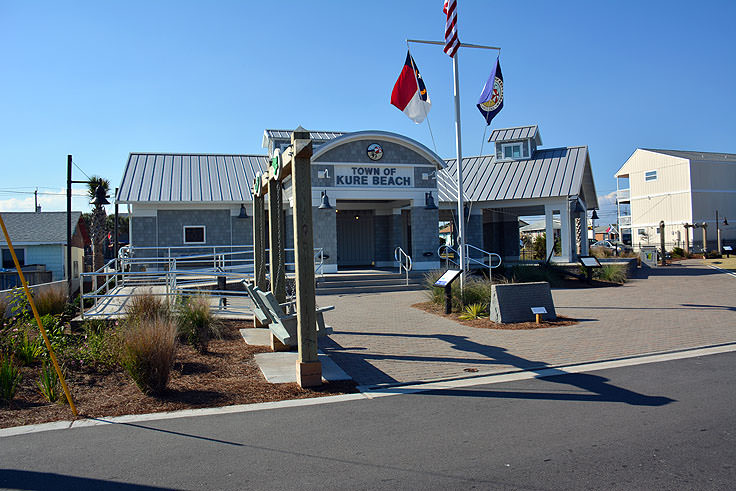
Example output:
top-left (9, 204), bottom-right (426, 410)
top-left (0, 213), bottom-right (78, 416)
top-left (535, 313), bottom-right (541, 324)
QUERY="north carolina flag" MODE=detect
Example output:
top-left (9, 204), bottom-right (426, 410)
top-left (477, 56), bottom-right (504, 125)
top-left (391, 51), bottom-right (431, 124)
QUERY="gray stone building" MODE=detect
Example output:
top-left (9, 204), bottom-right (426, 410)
top-left (115, 125), bottom-right (598, 271)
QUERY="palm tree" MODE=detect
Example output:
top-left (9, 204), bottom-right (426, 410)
top-left (87, 176), bottom-right (111, 273)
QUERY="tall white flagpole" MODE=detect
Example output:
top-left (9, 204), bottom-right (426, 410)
top-left (452, 53), bottom-right (465, 289)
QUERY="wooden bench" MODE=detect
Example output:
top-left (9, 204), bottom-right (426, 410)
top-left (244, 282), bottom-right (334, 347)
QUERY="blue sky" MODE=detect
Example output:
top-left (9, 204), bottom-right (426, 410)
top-left (1, 0), bottom-right (734, 224)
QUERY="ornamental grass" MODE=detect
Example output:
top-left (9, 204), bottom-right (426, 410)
top-left (121, 316), bottom-right (178, 395)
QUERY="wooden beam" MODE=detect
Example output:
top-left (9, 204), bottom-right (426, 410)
top-left (290, 126), bottom-right (321, 387)
top-left (267, 178), bottom-right (288, 352)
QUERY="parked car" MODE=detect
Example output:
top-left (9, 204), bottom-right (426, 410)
top-left (590, 240), bottom-right (633, 254)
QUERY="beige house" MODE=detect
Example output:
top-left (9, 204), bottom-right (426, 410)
top-left (615, 149), bottom-right (735, 252)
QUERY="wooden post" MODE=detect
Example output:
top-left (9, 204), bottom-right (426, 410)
top-left (684, 224), bottom-right (690, 255)
top-left (535, 313), bottom-right (542, 324)
top-left (252, 190), bottom-right (267, 327)
top-left (290, 127), bottom-right (321, 387)
top-left (268, 176), bottom-right (288, 351)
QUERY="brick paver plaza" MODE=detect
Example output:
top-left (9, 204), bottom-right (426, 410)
top-left (318, 260), bottom-right (736, 387)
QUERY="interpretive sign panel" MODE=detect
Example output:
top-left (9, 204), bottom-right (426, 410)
top-left (579, 256), bottom-right (602, 268)
top-left (434, 269), bottom-right (461, 287)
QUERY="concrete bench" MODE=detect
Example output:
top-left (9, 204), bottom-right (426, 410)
top-left (245, 282), bottom-right (334, 347)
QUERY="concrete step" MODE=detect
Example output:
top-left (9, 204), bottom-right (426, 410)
top-left (316, 270), bottom-right (427, 295)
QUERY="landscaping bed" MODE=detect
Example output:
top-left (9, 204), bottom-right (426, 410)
top-left (413, 301), bottom-right (578, 330)
top-left (0, 321), bottom-right (356, 429)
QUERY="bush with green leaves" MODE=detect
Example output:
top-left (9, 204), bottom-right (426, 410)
top-left (37, 361), bottom-right (62, 403)
top-left (14, 329), bottom-right (44, 365)
top-left (0, 355), bottom-right (22, 404)
top-left (671, 247), bottom-right (685, 258)
top-left (594, 264), bottom-right (627, 284)
top-left (176, 295), bottom-right (222, 353)
top-left (458, 303), bottom-right (488, 320)
top-left (121, 316), bottom-right (178, 395)
top-left (425, 271), bottom-right (494, 312)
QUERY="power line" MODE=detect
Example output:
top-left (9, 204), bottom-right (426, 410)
top-left (0, 189), bottom-right (87, 197)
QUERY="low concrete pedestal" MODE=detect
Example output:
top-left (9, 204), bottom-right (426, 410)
top-left (271, 333), bottom-right (290, 352)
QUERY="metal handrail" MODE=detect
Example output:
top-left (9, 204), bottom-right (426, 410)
top-left (438, 243), bottom-right (502, 272)
top-left (394, 247), bottom-right (413, 286)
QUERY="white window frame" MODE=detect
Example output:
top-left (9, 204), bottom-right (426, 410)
top-left (501, 142), bottom-right (524, 160)
top-left (183, 226), bottom-right (206, 244)
top-left (644, 170), bottom-right (657, 182)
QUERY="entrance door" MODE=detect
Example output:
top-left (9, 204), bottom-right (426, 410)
top-left (337, 210), bottom-right (375, 267)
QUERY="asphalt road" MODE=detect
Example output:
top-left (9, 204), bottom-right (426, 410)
top-left (2, 351), bottom-right (735, 490)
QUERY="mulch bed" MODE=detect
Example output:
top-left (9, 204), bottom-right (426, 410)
top-left (412, 301), bottom-right (579, 330)
top-left (0, 322), bottom-right (357, 430)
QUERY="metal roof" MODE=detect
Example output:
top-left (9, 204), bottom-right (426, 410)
top-left (488, 125), bottom-right (542, 145)
top-left (438, 146), bottom-right (598, 208)
top-left (262, 129), bottom-right (345, 148)
top-left (642, 148), bottom-right (736, 163)
top-left (0, 211), bottom-right (82, 245)
top-left (116, 154), bottom-right (268, 204)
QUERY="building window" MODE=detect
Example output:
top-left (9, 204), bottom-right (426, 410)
top-left (183, 226), bottom-right (206, 244)
top-left (645, 170), bottom-right (657, 181)
top-left (502, 143), bottom-right (523, 160)
top-left (2, 248), bottom-right (24, 269)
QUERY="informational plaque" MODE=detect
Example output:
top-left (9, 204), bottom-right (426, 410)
top-left (530, 307), bottom-right (548, 315)
top-left (434, 269), bottom-right (462, 288)
top-left (579, 256), bottom-right (602, 268)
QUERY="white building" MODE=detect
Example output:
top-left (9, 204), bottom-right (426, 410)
top-left (615, 149), bottom-right (736, 252)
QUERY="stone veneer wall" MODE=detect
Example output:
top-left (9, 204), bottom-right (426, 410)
top-left (312, 207), bottom-right (337, 267)
top-left (410, 206), bottom-right (440, 262)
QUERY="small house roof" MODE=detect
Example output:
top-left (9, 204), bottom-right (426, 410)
top-left (489, 125), bottom-right (542, 145)
top-left (0, 211), bottom-right (83, 245)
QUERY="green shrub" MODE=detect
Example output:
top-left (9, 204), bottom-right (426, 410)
top-left (671, 247), bottom-right (685, 258)
top-left (14, 329), bottom-right (44, 365)
top-left (458, 303), bottom-right (488, 320)
top-left (37, 361), bottom-right (62, 403)
top-left (71, 322), bottom-right (121, 371)
top-left (6, 288), bottom-right (31, 322)
top-left (121, 317), bottom-right (178, 395)
top-left (0, 295), bottom-right (8, 319)
top-left (34, 288), bottom-right (68, 317)
top-left (0, 355), bottom-right (22, 404)
top-left (425, 271), bottom-right (494, 311)
top-left (126, 292), bottom-right (171, 323)
top-left (595, 264), bottom-right (627, 284)
top-left (176, 295), bottom-right (222, 353)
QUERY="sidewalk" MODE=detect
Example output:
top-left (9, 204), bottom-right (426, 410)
top-left (318, 260), bottom-right (736, 386)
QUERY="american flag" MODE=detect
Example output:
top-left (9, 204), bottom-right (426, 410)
top-left (443, 0), bottom-right (460, 57)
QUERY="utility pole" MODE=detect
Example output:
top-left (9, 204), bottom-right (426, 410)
top-left (67, 155), bottom-right (72, 298)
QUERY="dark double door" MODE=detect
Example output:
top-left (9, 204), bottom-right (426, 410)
top-left (337, 210), bottom-right (375, 267)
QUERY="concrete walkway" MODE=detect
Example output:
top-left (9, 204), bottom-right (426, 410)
top-left (316, 260), bottom-right (736, 387)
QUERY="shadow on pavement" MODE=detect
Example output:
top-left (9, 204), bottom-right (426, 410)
top-left (0, 469), bottom-right (172, 491)
top-left (334, 331), bottom-right (674, 407)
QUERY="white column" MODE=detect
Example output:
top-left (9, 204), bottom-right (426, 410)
top-left (560, 200), bottom-right (572, 262)
top-left (544, 204), bottom-right (554, 259)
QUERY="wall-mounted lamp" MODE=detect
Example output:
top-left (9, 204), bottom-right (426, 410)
top-left (425, 191), bottom-right (438, 210)
top-left (238, 203), bottom-right (248, 219)
top-left (317, 169), bottom-right (330, 179)
top-left (318, 190), bottom-right (332, 209)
